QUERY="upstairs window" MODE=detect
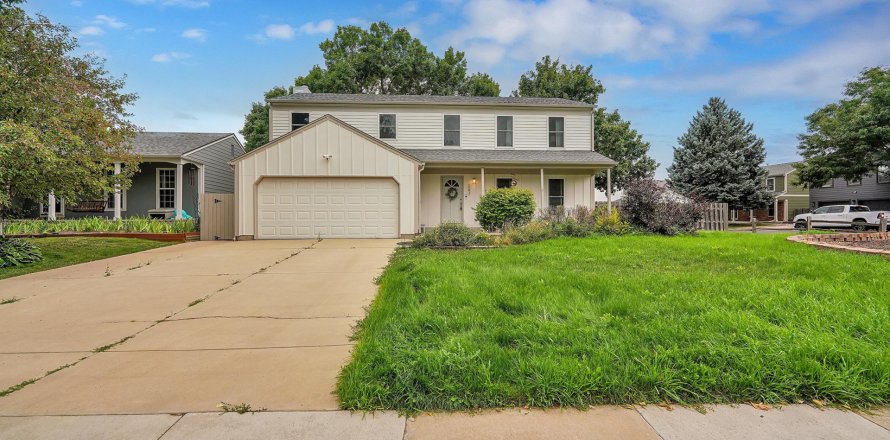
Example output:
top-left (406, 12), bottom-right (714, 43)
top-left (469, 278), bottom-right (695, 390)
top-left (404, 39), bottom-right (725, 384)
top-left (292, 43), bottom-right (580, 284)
top-left (548, 117), bottom-right (564, 148)
top-left (379, 114), bottom-right (396, 139)
top-left (766, 178), bottom-right (775, 191)
top-left (497, 116), bottom-right (513, 147)
top-left (291, 113), bottom-right (309, 131)
top-left (444, 115), bottom-right (460, 146)
top-left (878, 166), bottom-right (889, 184)
top-left (548, 178), bottom-right (565, 207)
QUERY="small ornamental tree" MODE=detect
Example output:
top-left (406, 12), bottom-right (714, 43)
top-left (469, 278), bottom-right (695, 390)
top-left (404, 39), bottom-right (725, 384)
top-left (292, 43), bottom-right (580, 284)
top-left (620, 179), bottom-right (707, 235)
top-left (474, 188), bottom-right (535, 231)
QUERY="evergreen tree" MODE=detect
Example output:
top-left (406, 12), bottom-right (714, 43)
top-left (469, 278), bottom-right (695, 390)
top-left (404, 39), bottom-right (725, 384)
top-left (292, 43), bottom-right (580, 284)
top-left (668, 98), bottom-right (773, 210)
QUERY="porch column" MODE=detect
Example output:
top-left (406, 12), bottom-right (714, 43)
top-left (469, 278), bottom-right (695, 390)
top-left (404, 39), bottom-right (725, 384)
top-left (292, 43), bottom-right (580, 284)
top-left (774, 199), bottom-right (779, 222)
top-left (591, 172), bottom-right (596, 207)
top-left (113, 162), bottom-right (122, 220)
top-left (47, 191), bottom-right (56, 221)
top-left (197, 164), bottom-right (205, 218)
top-left (174, 162), bottom-right (183, 219)
top-left (480, 168), bottom-right (485, 194)
top-left (606, 168), bottom-right (612, 214)
top-left (540, 168), bottom-right (545, 208)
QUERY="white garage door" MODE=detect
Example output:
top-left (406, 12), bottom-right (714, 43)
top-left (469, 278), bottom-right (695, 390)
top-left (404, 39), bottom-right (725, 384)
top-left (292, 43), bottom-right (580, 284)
top-left (256, 178), bottom-right (399, 239)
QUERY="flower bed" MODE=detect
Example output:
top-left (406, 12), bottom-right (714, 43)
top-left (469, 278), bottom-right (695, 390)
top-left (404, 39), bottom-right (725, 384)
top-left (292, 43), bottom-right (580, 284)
top-left (788, 232), bottom-right (890, 257)
top-left (1, 217), bottom-right (199, 242)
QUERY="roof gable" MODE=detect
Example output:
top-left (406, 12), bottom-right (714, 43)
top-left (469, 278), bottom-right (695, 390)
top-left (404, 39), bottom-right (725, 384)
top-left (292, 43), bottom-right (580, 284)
top-left (230, 114), bottom-right (421, 165)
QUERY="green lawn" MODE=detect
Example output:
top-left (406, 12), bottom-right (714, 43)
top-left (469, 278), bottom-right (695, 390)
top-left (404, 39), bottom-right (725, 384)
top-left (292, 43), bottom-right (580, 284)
top-left (338, 232), bottom-right (890, 411)
top-left (0, 237), bottom-right (171, 281)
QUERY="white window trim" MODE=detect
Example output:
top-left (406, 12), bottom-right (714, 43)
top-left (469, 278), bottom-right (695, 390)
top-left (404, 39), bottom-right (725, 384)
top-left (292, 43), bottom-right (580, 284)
top-left (290, 112), bottom-right (310, 131)
top-left (156, 168), bottom-right (176, 210)
top-left (766, 177), bottom-right (775, 191)
top-left (378, 113), bottom-right (397, 140)
top-left (846, 178), bottom-right (862, 186)
top-left (443, 114), bottom-right (461, 147)
top-left (495, 115), bottom-right (514, 148)
top-left (105, 189), bottom-right (128, 212)
top-left (548, 116), bottom-right (565, 148)
top-left (878, 166), bottom-right (890, 184)
top-left (39, 198), bottom-right (65, 217)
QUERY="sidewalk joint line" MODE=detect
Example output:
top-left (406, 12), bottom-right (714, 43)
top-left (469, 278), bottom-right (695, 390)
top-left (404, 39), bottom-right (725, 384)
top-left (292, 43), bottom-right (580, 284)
top-left (155, 413), bottom-right (184, 440)
top-left (634, 406), bottom-right (667, 440)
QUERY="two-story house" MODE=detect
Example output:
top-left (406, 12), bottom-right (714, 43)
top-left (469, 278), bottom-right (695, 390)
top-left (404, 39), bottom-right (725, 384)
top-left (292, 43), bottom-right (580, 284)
top-left (733, 162), bottom-right (809, 222)
top-left (809, 166), bottom-right (890, 212)
top-left (230, 91), bottom-right (617, 239)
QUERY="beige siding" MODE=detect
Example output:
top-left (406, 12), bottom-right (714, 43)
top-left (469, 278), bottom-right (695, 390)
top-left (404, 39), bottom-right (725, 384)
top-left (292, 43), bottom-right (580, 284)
top-left (235, 119), bottom-right (418, 237)
top-left (270, 104), bottom-right (593, 150)
top-left (420, 171), bottom-right (594, 228)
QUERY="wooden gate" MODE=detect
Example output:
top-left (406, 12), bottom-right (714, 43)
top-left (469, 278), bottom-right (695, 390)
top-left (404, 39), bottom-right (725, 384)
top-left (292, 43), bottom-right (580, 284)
top-left (199, 193), bottom-right (234, 240)
top-left (698, 203), bottom-right (729, 231)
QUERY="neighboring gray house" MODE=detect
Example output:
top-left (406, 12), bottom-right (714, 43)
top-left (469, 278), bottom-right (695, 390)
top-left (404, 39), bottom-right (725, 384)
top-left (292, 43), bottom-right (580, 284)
top-left (809, 166), bottom-right (890, 211)
top-left (43, 132), bottom-right (245, 220)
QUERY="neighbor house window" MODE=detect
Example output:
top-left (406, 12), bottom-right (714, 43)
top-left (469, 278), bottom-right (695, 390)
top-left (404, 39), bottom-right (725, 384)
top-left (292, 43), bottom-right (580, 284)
top-left (497, 116), bottom-right (513, 147)
top-left (496, 178), bottom-right (513, 189)
top-left (766, 178), bottom-right (775, 191)
top-left (548, 178), bottom-right (564, 207)
top-left (379, 114), bottom-right (396, 139)
top-left (291, 113), bottom-right (309, 131)
top-left (157, 168), bottom-right (176, 209)
top-left (821, 180), bottom-right (834, 188)
top-left (847, 178), bottom-right (861, 186)
top-left (878, 166), bottom-right (890, 184)
top-left (548, 117), bottom-right (564, 148)
top-left (444, 115), bottom-right (460, 146)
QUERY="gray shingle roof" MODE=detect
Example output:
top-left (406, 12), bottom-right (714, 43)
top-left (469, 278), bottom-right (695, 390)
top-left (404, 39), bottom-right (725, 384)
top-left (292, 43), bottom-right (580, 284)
top-left (268, 93), bottom-right (592, 108)
top-left (764, 162), bottom-right (799, 176)
top-left (400, 149), bottom-right (616, 165)
top-left (131, 132), bottom-right (232, 156)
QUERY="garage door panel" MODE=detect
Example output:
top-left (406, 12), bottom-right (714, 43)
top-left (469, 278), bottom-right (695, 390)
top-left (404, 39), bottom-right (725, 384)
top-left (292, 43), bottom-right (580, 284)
top-left (257, 177), bottom-right (399, 239)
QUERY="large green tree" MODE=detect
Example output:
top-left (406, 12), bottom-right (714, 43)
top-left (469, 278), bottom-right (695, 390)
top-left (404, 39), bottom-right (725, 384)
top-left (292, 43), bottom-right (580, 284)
top-left (240, 86), bottom-right (290, 151)
top-left (0, 0), bottom-right (139, 219)
top-left (293, 22), bottom-right (498, 96)
top-left (795, 66), bottom-right (890, 186)
top-left (668, 98), bottom-right (773, 209)
top-left (514, 56), bottom-right (657, 191)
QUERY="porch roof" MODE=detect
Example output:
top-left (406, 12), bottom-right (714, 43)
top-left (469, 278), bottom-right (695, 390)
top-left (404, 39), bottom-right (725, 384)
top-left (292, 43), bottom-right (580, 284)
top-left (399, 148), bottom-right (617, 166)
top-left (131, 132), bottom-right (232, 157)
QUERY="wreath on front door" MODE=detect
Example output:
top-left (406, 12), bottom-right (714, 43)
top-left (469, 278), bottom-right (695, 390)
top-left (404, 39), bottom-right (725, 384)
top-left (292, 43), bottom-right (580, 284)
top-left (444, 179), bottom-right (460, 201)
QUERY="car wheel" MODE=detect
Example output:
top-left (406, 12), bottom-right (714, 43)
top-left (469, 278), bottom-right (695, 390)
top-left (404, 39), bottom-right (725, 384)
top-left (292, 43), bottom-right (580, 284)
top-left (852, 220), bottom-right (868, 231)
top-left (794, 221), bottom-right (807, 230)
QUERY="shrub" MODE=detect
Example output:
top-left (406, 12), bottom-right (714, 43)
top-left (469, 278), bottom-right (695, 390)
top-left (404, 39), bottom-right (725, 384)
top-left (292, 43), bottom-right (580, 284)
top-left (499, 220), bottom-right (554, 245)
top-left (412, 222), bottom-right (493, 248)
top-left (553, 217), bottom-right (591, 237)
top-left (0, 237), bottom-right (43, 268)
top-left (593, 210), bottom-right (632, 235)
top-left (475, 188), bottom-right (535, 231)
top-left (620, 178), bottom-right (707, 235)
top-left (2, 216), bottom-right (197, 234)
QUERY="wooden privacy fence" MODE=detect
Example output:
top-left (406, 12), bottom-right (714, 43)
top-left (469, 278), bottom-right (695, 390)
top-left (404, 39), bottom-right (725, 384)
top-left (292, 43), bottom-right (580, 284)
top-left (199, 193), bottom-right (234, 240)
top-left (698, 203), bottom-right (729, 231)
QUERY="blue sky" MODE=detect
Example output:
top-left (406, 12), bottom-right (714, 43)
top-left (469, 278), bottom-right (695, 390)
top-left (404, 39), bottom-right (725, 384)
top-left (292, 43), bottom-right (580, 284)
top-left (25, 0), bottom-right (890, 177)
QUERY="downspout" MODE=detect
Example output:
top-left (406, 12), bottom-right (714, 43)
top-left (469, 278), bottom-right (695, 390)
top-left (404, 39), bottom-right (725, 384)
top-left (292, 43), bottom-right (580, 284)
top-left (416, 163), bottom-right (425, 235)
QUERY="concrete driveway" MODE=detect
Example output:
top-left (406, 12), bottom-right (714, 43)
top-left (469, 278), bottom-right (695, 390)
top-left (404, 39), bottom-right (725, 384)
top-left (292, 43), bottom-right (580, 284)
top-left (0, 238), bottom-right (398, 416)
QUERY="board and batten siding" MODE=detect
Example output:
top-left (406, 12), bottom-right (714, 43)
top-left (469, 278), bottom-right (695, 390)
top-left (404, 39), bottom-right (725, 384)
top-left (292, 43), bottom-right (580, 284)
top-left (184, 135), bottom-right (244, 193)
top-left (269, 104), bottom-right (593, 151)
top-left (234, 118), bottom-right (419, 238)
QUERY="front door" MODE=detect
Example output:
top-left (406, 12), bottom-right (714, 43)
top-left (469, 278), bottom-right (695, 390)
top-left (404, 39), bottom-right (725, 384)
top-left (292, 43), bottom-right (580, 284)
top-left (441, 176), bottom-right (463, 223)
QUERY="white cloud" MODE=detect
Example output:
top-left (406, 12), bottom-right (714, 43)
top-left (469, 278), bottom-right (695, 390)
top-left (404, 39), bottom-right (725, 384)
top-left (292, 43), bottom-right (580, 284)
top-left (181, 28), bottom-right (207, 42)
top-left (94, 14), bottom-right (126, 29)
top-left (448, 0), bottom-right (676, 66)
top-left (130, 0), bottom-right (210, 8)
top-left (298, 19), bottom-right (335, 35)
top-left (78, 26), bottom-right (104, 36)
top-left (265, 24), bottom-right (295, 40)
top-left (151, 52), bottom-right (190, 63)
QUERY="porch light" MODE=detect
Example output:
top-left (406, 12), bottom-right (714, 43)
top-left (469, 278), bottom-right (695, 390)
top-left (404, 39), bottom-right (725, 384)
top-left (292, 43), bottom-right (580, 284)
top-left (471, 178), bottom-right (477, 184)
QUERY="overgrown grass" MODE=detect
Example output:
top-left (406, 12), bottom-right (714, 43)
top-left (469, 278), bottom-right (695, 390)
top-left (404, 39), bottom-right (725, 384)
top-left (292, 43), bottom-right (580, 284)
top-left (2, 216), bottom-right (197, 235)
top-left (338, 232), bottom-right (890, 411)
top-left (0, 237), bottom-right (170, 280)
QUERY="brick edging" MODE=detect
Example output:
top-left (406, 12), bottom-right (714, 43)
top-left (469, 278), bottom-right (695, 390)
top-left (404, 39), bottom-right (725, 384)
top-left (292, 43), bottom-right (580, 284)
top-left (787, 233), bottom-right (890, 257)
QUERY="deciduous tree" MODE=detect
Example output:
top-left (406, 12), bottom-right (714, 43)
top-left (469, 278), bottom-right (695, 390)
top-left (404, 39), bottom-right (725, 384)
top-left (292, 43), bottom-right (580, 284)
top-left (239, 86), bottom-right (290, 151)
top-left (0, 0), bottom-right (139, 219)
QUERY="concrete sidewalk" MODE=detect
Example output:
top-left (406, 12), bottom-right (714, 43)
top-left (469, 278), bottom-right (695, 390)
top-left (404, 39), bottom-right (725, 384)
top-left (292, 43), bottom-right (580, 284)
top-left (1, 405), bottom-right (888, 440)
